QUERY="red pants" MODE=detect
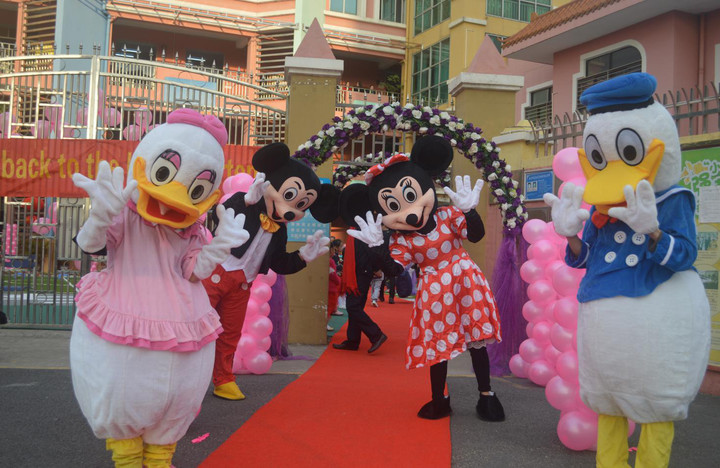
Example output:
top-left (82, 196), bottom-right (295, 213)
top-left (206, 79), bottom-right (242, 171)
top-left (202, 265), bottom-right (251, 387)
top-left (328, 290), bottom-right (339, 319)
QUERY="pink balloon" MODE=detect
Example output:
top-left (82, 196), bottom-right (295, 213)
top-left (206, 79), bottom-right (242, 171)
top-left (122, 124), bottom-right (143, 141)
top-left (257, 270), bottom-right (278, 287)
top-left (527, 239), bottom-right (557, 265)
top-left (509, 354), bottom-right (529, 378)
top-left (134, 107), bottom-right (153, 129)
top-left (550, 323), bottom-right (574, 352)
top-left (527, 280), bottom-right (556, 306)
top-left (245, 350), bottom-right (273, 374)
top-left (32, 218), bottom-right (54, 236)
top-left (43, 107), bottom-right (62, 129)
top-left (32, 119), bottom-right (53, 138)
top-left (222, 173), bottom-right (254, 196)
top-left (532, 321), bottom-right (552, 346)
top-left (567, 176), bottom-right (587, 189)
top-left (545, 375), bottom-right (578, 412)
top-left (520, 259), bottom-right (545, 284)
top-left (544, 259), bottom-right (565, 281)
top-left (257, 336), bottom-right (272, 352)
top-left (543, 300), bottom-right (558, 322)
top-left (556, 350), bottom-right (579, 382)
top-left (251, 282), bottom-right (272, 303)
top-left (552, 147), bottom-right (583, 182)
top-left (544, 344), bottom-right (562, 365)
top-left (248, 315), bottom-right (273, 338)
top-left (519, 338), bottom-right (544, 363)
top-left (522, 219), bottom-right (548, 244)
top-left (522, 300), bottom-right (545, 323)
top-left (76, 107), bottom-right (89, 125)
top-left (528, 359), bottom-right (556, 386)
top-left (553, 264), bottom-right (583, 297)
top-left (554, 297), bottom-right (579, 329)
top-left (103, 107), bottom-right (122, 126)
top-left (237, 334), bottom-right (258, 355)
top-left (526, 322), bottom-right (535, 338)
top-left (557, 410), bottom-right (598, 451)
top-left (245, 299), bottom-right (260, 317)
top-left (257, 303), bottom-right (271, 317)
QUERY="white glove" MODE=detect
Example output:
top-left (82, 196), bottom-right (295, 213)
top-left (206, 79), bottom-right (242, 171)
top-left (72, 160), bottom-right (137, 252)
top-left (543, 182), bottom-right (590, 237)
top-left (347, 211), bottom-right (384, 247)
top-left (444, 175), bottom-right (484, 212)
top-left (193, 205), bottom-right (249, 279)
top-left (608, 180), bottom-right (659, 234)
top-left (298, 230), bottom-right (330, 263)
top-left (245, 172), bottom-right (270, 206)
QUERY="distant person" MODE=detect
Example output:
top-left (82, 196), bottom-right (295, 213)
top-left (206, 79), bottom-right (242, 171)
top-left (327, 243), bottom-right (342, 331)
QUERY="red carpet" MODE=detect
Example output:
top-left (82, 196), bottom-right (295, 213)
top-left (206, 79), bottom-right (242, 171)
top-left (201, 299), bottom-right (451, 467)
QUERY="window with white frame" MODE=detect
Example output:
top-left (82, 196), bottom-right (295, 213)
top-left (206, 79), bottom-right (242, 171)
top-left (577, 46), bottom-right (642, 110)
top-left (412, 38), bottom-right (449, 104)
top-left (487, 0), bottom-right (551, 22)
top-left (524, 86), bottom-right (553, 124)
top-left (414, 0), bottom-right (450, 35)
top-left (330, 0), bottom-right (358, 15)
top-left (381, 0), bottom-right (405, 23)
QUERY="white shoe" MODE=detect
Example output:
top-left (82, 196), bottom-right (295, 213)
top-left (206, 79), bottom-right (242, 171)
top-left (372, 300), bottom-right (378, 307)
top-left (327, 324), bottom-right (334, 331)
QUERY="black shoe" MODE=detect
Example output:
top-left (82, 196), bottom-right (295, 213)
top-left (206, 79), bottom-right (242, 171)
top-left (332, 340), bottom-right (359, 351)
top-left (367, 333), bottom-right (387, 353)
top-left (418, 396), bottom-right (452, 420)
top-left (379, 296), bottom-right (384, 302)
top-left (388, 299), bottom-right (395, 304)
top-left (476, 392), bottom-right (505, 422)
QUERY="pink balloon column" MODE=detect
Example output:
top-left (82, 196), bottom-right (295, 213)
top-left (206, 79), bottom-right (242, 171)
top-left (233, 271), bottom-right (277, 374)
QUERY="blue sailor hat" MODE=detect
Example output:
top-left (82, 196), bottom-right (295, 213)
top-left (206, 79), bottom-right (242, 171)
top-left (580, 72), bottom-right (657, 115)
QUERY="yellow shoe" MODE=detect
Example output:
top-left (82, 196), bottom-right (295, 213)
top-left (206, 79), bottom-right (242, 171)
top-left (106, 437), bottom-right (143, 467)
top-left (213, 381), bottom-right (246, 400)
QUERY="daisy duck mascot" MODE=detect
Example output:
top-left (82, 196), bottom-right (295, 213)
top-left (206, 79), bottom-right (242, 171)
top-left (544, 73), bottom-right (710, 467)
top-left (202, 142), bottom-right (340, 401)
top-left (70, 108), bottom-right (250, 467)
top-left (340, 136), bottom-right (505, 421)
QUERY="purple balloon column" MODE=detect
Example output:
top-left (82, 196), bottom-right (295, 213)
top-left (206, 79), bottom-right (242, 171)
top-left (509, 148), bottom-right (635, 451)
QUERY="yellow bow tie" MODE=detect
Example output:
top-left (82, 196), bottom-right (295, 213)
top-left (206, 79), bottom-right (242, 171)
top-left (259, 213), bottom-right (280, 233)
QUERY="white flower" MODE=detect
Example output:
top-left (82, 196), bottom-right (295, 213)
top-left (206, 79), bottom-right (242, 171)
top-left (507, 219), bottom-right (517, 228)
top-left (355, 107), bottom-right (364, 113)
top-left (314, 139), bottom-right (322, 148)
top-left (382, 124), bottom-right (389, 132)
top-left (429, 115), bottom-right (441, 125)
top-left (440, 112), bottom-right (450, 120)
top-left (522, 212), bottom-right (529, 219)
top-left (297, 143), bottom-right (305, 151)
top-left (487, 173), bottom-right (498, 181)
top-left (449, 138), bottom-right (457, 146)
top-left (519, 194), bottom-right (525, 202)
top-left (494, 188), bottom-right (504, 196)
top-left (484, 143), bottom-right (493, 152)
top-left (404, 102), bottom-right (415, 109)
top-left (470, 132), bottom-right (481, 140)
top-left (505, 164), bottom-right (511, 171)
top-left (468, 143), bottom-right (478, 155)
top-left (492, 161), bottom-right (500, 168)
top-left (383, 106), bottom-right (394, 115)
top-left (516, 206), bottom-right (524, 216)
top-left (511, 180), bottom-right (519, 188)
top-left (502, 176), bottom-right (510, 184)
top-left (326, 127), bottom-right (336, 137)
top-left (509, 189), bottom-right (517, 197)
top-left (404, 122), bottom-right (413, 130)
top-left (344, 121), bottom-right (354, 129)
top-left (412, 109), bottom-right (422, 119)
top-left (419, 127), bottom-right (428, 134)
top-left (331, 145), bottom-right (338, 152)
top-left (501, 203), bottom-right (511, 211)
top-left (422, 106), bottom-right (432, 113)
top-left (360, 121), bottom-right (371, 131)
top-left (495, 147), bottom-right (501, 153)
top-left (448, 121), bottom-right (457, 130)
top-left (317, 130), bottom-right (325, 138)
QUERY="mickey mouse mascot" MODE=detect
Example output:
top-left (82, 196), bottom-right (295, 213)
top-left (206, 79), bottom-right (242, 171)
top-left (203, 142), bottom-right (339, 401)
top-left (70, 108), bottom-right (249, 467)
top-left (545, 73), bottom-right (710, 467)
top-left (340, 136), bottom-right (505, 421)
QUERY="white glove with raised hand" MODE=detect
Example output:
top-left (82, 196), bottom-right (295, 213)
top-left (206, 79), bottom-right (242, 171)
top-left (72, 160), bottom-right (137, 252)
top-left (347, 211), bottom-right (384, 247)
top-left (543, 182), bottom-right (590, 237)
top-left (607, 180), bottom-right (659, 234)
top-left (193, 206), bottom-right (249, 280)
top-left (298, 230), bottom-right (331, 263)
top-left (444, 175), bottom-right (484, 212)
top-left (244, 172), bottom-right (270, 206)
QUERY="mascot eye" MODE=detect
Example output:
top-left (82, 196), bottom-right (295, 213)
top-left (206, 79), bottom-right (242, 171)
top-left (402, 184), bottom-right (417, 203)
top-left (381, 194), bottom-right (401, 213)
top-left (150, 150), bottom-right (180, 185)
top-left (615, 128), bottom-right (645, 166)
top-left (296, 197), bottom-right (311, 210)
top-left (584, 135), bottom-right (606, 170)
top-left (187, 170), bottom-right (216, 203)
top-left (283, 187), bottom-right (298, 201)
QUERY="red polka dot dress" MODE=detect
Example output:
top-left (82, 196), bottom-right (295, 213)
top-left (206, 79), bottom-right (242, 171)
top-left (389, 206), bottom-right (501, 369)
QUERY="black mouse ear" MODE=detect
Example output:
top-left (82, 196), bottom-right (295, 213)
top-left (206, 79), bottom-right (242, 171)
top-left (410, 136), bottom-right (453, 175)
top-left (338, 183), bottom-right (372, 229)
top-left (309, 184), bottom-right (340, 223)
top-left (252, 142), bottom-right (290, 173)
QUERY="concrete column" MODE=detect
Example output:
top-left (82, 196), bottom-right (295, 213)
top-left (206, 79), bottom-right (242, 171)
top-left (448, 72), bottom-right (523, 277)
top-left (283, 56), bottom-right (343, 344)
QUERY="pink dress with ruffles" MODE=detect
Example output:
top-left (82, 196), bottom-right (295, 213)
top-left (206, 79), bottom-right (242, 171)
top-left (74, 204), bottom-right (222, 352)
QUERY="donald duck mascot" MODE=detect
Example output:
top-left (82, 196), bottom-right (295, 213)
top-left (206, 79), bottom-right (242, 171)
top-left (545, 73), bottom-right (710, 467)
top-left (70, 108), bottom-right (249, 467)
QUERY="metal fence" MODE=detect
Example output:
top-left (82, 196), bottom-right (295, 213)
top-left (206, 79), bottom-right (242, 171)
top-left (529, 81), bottom-right (720, 157)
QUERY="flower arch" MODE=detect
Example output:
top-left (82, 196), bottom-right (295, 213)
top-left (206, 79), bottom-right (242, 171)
top-left (291, 102), bottom-right (528, 235)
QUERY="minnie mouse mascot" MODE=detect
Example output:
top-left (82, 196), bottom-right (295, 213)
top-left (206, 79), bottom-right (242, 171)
top-left (203, 142), bottom-right (339, 401)
top-left (339, 136), bottom-right (505, 421)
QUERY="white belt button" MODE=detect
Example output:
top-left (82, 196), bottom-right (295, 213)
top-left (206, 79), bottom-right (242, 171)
top-left (241, 283), bottom-right (249, 290)
top-left (211, 274), bottom-right (221, 284)
top-left (614, 232), bottom-right (627, 243)
top-left (632, 233), bottom-right (646, 245)
top-left (604, 251), bottom-right (616, 263)
top-left (625, 254), bottom-right (639, 267)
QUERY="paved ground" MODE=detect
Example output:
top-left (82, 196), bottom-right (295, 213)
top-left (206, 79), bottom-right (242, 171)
top-left (1, 327), bottom-right (718, 467)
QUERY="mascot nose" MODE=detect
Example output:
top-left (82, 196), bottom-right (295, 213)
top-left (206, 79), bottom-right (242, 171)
top-left (284, 212), bottom-right (295, 221)
top-left (406, 213), bottom-right (419, 226)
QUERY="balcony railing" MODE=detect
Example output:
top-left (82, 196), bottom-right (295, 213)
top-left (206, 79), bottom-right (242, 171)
top-left (576, 61), bottom-right (642, 111)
